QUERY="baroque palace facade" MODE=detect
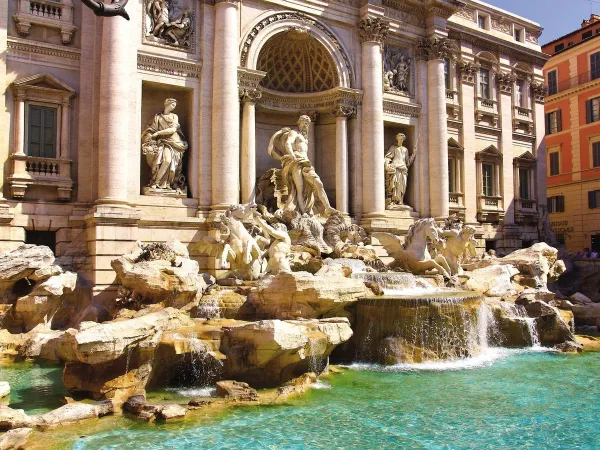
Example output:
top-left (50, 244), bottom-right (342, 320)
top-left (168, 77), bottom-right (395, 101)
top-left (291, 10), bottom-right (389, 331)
top-left (0, 0), bottom-right (548, 300)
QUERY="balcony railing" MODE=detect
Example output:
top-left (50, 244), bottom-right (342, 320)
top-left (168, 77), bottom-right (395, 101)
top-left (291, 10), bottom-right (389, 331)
top-left (8, 154), bottom-right (73, 201)
top-left (29, 1), bottom-right (63, 18)
top-left (548, 70), bottom-right (600, 95)
top-left (14, 0), bottom-right (76, 44)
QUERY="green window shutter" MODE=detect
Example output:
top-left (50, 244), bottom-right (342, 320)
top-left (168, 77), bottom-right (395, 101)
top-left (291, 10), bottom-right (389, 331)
top-left (28, 106), bottom-right (42, 157)
top-left (590, 191), bottom-right (597, 209)
top-left (587, 100), bottom-right (593, 123)
top-left (557, 109), bottom-right (563, 132)
top-left (545, 113), bottom-right (550, 134)
top-left (42, 108), bottom-right (56, 158)
top-left (547, 197), bottom-right (552, 212)
top-left (558, 195), bottom-right (565, 212)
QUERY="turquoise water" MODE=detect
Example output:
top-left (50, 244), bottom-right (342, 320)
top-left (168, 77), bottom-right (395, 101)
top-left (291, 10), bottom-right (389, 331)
top-left (71, 349), bottom-right (600, 449)
top-left (0, 361), bottom-right (66, 415)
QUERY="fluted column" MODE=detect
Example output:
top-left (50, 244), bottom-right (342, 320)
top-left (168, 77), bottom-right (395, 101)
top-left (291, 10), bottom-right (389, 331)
top-left (419, 37), bottom-right (450, 219)
top-left (212, 0), bottom-right (240, 209)
top-left (60, 99), bottom-right (71, 159)
top-left (97, 15), bottom-right (135, 206)
top-left (332, 105), bottom-right (355, 214)
top-left (359, 17), bottom-right (388, 217)
top-left (498, 73), bottom-right (517, 225)
top-left (240, 89), bottom-right (260, 204)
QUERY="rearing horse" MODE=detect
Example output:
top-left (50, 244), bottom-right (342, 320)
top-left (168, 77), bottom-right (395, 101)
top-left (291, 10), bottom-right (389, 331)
top-left (374, 218), bottom-right (452, 278)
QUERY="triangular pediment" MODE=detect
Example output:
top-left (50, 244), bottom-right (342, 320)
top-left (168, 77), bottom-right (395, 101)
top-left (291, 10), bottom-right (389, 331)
top-left (12, 73), bottom-right (76, 94)
top-left (515, 150), bottom-right (536, 161)
top-left (448, 137), bottom-right (464, 150)
top-left (479, 145), bottom-right (501, 156)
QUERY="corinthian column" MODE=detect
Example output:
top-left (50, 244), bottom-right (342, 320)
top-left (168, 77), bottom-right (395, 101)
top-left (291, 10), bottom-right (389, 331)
top-left (97, 15), bottom-right (136, 206)
top-left (359, 17), bottom-right (389, 217)
top-left (419, 36), bottom-right (450, 219)
top-left (331, 105), bottom-right (355, 214)
top-left (240, 89), bottom-right (261, 203)
top-left (212, 0), bottom-right (240, 209)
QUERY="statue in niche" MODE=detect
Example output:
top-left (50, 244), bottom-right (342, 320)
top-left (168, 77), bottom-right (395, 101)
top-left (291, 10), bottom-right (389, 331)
top-left (383, 46), bottom-right (412, 93)
top-left (257, 115), bottom-right (337, 218)
top-left (384, 133), bottom-right (416, 209)
top-left (145, 0), bottom-right (192, 48)
top-left (142, 98), bottom-right (188, 196)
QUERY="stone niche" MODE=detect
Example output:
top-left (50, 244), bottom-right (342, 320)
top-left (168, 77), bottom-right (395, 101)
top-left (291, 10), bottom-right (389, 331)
top-left (140, 82), bottom-right (193, 197)
top-left (383, 124), bottom-right (418, 211)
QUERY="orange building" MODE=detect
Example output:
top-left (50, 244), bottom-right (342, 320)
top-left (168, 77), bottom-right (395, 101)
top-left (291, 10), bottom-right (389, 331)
top-left (542, 15), bottom-right (600, 253)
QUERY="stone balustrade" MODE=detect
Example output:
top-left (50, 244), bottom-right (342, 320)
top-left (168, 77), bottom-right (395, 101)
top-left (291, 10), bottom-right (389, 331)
top-left (8, 154), bottom-right (73, 201)
top-left (477, 194), bottom-right (504, 222)
top-left (13, 0), bottom-right (76, 44)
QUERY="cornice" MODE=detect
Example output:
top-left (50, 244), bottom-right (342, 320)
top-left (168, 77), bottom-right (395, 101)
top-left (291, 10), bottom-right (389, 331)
top-left (137, 53), bottom-right (202, 79)
top-left (7, 37), bottom-right (81, 61)
top-left (545, 78), bottom-right (600, 103)
top-left (382, 97), bottom-right (421, 118)
top-left (257, 87), bottom-right (363, 112)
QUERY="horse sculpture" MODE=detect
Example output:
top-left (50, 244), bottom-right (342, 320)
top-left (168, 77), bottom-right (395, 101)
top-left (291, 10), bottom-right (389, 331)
top-left (373, 218), bottom-right (452, 278)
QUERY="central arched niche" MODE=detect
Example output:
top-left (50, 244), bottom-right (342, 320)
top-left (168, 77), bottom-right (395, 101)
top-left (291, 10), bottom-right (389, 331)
top-left (254, 28), bottom-right (340, 206)
top-left (256, 28), bottom-right (338, 93)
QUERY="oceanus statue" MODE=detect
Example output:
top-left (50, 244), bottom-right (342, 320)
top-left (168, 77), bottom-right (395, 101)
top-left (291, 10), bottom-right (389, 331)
top-left (80, 0), bottom-right (130, 20)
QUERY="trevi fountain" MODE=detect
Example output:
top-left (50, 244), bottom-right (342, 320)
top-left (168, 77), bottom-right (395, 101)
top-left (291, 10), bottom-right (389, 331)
top-left (0, 1), bottom-right (599, 449)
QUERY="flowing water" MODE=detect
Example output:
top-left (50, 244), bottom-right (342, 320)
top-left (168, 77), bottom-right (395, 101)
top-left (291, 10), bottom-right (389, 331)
top-left (61, 350), bottom-right (600, 449)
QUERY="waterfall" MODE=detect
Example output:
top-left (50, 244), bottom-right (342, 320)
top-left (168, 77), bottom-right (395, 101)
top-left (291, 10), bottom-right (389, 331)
top-left (499, 303), bottom-right (541, 347)
top-left (307, 336), bottom-right (327, 375)
top-left (196, 292), bottom-right (221, 319)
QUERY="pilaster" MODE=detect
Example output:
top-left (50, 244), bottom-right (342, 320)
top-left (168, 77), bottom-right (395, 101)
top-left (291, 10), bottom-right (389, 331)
top-left (498, 72), bottom-right (516, 226)
top-left (331, 105), bottom-right (355, 214)
top-left (459, 61), bottom-right (478, 223)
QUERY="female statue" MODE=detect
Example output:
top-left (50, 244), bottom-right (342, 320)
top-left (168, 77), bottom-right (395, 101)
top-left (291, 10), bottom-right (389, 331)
top-left (142, 98), bottom-right (188, 194)
top-left (384, 133), bottom-right (416, 208)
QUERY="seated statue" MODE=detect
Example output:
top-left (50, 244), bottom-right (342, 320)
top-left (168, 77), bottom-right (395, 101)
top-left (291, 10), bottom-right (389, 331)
top-left (256, 115), bottom-right (336, 218)
top-left (141, 98), bottom-right (188, 194)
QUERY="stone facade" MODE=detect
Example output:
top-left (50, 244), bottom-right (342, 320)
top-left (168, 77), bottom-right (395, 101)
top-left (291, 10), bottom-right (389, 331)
top-left (0, 0), bottom-right (548, 300)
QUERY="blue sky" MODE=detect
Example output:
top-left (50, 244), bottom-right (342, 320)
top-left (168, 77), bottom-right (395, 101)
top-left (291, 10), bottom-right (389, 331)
top-left (483, 0), bottom-right (598, 44)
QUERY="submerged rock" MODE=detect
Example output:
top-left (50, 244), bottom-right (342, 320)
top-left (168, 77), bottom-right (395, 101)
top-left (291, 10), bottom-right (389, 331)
top-left (123, 395), bottom-right (187, 422)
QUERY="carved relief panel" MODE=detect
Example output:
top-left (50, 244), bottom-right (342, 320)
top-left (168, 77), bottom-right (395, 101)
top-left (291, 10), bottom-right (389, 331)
top-left (383, 45), bottom-right (413, 96)
top-left (143, 0), bottom-right (196, 52)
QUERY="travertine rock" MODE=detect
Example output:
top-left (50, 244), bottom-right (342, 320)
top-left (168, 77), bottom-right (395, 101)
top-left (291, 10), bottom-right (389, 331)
top-left (465, 265), bottom-right (519, 297)
top-left (157, 404), bottom-right (187, 421)
top-left (247, 269), bottom-right (370, 320)
top-left (0, 382), bottom-right (9, 399)
top-left (571, 303), bottom-right (600, 327)
top-left (570, 292), bottom-right (593, 305)
top-left (215, 380), bottom-right (258, 401)
top-left (0, 407), bottom-right (30, 431)
top-left (35, 401), bottom-right (114, 430)
top-left (221, 318), bottom-right (352, 387)
top-left (515, 294), bottom-right (575, 346)
top-left (0, 245), bottom-right (55, 296)
top-left (0, 427), bottom-right (32, 450)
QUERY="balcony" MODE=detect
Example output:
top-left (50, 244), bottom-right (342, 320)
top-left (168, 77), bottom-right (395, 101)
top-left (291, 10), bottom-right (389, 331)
top-left (513, 106), bottom-right (534, 134)
top-left (449, 192), bottom-right (466, 219)
top-left (13, 0), bottom-right (76, 44)
top-left (475, 97), bottom-right (499, 128)
top-left (515, 198), bottom-right (538, 225)
top-left (8, 155), bottom-right (73, 201)
top-left (477, 195), bottom-right (504, 223)
top-left (445, 89), bottom-right (461, 121)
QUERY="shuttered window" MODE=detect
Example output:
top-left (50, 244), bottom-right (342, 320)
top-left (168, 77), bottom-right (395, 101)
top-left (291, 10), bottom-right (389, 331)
top-left (591, 52), bottom-right (600, 80)
top-left (589, 190), bottom-right (600, 209)
top-left (519, 168), bottom-right (530, 199)
top-left (593, 142), bottom-right (600, 167)
top-left (28, 105), bottom-right (57, 158)
top-left (545, 110), bottom-right (562, 134)
top-left (549, 152), bottom-right (560, 176)
top-left (585, 97), bottom-right (600, 123)
top-left (547, 70), bottom-right (557, 95)
top-left (547, 196), bottom-right (565, 213)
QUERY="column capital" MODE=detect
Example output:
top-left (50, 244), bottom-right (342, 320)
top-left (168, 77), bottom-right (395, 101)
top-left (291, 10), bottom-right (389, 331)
top-left (531, 81), bottom-right (548, 103)
top-left (331, 104), bottom-right (355, 118)
top-left (497, 72), bottom-right (516, 94)
top-left (457, 61), bottom-right (480, 84)
top-left (417, 36), bottom-right (452, 61)
top-left (239, 88), bottom-right (261, 104)
top-left (358, 17), bottom-right (389, 46)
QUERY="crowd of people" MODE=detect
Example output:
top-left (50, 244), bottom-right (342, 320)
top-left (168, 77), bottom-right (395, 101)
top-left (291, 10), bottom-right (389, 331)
top-left (571, 248), bottom-right (600, 259)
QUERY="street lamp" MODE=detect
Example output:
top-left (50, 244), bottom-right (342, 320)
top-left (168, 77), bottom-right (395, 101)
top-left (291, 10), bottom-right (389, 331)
top-left (80, 0), bottom-right (130, 20)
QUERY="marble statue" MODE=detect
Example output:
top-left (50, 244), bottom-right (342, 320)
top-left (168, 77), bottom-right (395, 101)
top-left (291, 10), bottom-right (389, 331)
top-left (441, 224), bottom-right (477, 275)
top-left (384, 133), bottom-right (416, 209)
top-left (260, 115), bottom-right (336, 218)
top-left (196, 205), bottom-right (265, 280)
top-left (142, 98), bottom-right (188, 196)
top-left (323, 213), bottom-right (377, 263)
top-left (383, 46), bottom-right (412, 93)
top-left (374, 218), bottom-right (452, 278)
top-left (145, 0), bottom-right (192, 48)
top-left (253, 211), bottom-right (292, 275)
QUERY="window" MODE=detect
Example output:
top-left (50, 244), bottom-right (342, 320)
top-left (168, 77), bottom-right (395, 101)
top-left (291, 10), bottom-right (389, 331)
top-left (586, 97), bottom-right (600, 123)
top-left (519, 168), bottom-right (530, 199)
top-left (556, 233), bottom-right (566, 245)
top-left (547, 70), bottom-right (557, 95)
top-left (480, 69), bottom-right (490, 99)
top-left (568, 41), bottom-right (574, 47)
top-left (514, 29), bottom-right (522, 42)
top-left (27, 105), bottom-right (57, 158)
top-left (478, 15), bottom-right (487, 29)
top-left (444, 58), bottom-right (450, 90)
top-left (547, 195), bottom-right (565, 213)
top-left (593, 141), bottom-right (600, 167)
top-left (554, 43), bottom-right (565, 52)
top-left (545, 110), bottom-right (562, 134)
top-left (591, 51), bottom-right (600, 80)
top-left (549, 152), bottom-right (560, 176)
top-left (516, 79), bottom-right (525, 107)
top-left (583, 30), bottom-right (593, 40)
top-left (482, 163), bottom-right (494, 196)
top-left (589, 190), bottom-right (600, 209)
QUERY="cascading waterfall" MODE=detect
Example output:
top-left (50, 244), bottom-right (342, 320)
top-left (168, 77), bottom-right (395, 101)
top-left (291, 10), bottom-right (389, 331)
top-left (499, 303), bottom-right (541, 347)
top-left (196, 292), bottom-right (221, 319)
